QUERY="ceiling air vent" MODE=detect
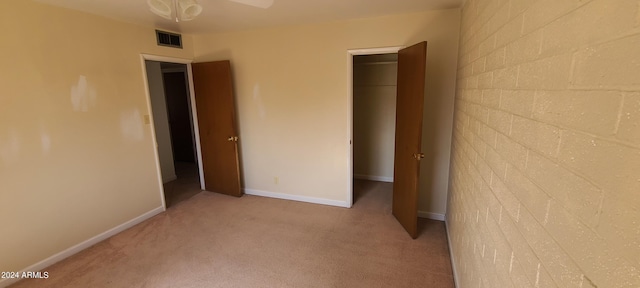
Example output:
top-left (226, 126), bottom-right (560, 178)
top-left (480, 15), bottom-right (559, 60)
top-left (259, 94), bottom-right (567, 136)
top-left (156, 30), bottom-right (182, 49)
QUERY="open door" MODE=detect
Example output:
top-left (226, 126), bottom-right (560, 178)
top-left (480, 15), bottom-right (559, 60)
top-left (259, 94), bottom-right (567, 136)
top-left (192, 60), bottom-right (243, 197)
top-left (392, 41), bottom-right (427, 239)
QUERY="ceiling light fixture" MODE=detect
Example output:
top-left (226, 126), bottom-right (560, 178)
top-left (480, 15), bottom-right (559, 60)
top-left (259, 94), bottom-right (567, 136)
top-left (147, 0), bottom-right (203, 22)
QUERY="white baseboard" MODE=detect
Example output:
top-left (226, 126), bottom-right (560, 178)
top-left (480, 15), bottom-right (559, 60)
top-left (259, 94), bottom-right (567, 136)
top-left (0, 206), bottom-right (165, 288)
top-left (417, 210), bottom-right (445, 221)
top-left (353, 174), bottom-right (393, 182)
top-left (445, 217), bottom-right (460, 288)
top-left (244, 189), bottom-right (350, 208)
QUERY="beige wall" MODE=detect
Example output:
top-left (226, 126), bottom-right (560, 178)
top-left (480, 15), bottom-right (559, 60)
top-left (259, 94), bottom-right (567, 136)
top-left (0, 0), bottom-right (193, 272)
top-left (447, 0), bottom-right (640, 287)
top-left (353, 59), bottom-right (397, 181)
top-left (146, 61), bottom-right (177, 183)
top-left (193, 9), bottom-right (460, 214)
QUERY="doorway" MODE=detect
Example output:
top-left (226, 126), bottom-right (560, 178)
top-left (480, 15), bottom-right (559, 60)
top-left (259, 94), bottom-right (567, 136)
top-left (348, 47), bottom-right (401, 207)
top-left (348, 42), bottom-right (428, 238)
top-left (351, 53), bottom-right (398, 207)
top-left (143, 57), bottom-right (204, 209)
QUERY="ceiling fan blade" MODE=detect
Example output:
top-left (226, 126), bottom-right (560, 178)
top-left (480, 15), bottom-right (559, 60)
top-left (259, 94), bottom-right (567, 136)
top-left (227, 0), bottom-right (274, 9)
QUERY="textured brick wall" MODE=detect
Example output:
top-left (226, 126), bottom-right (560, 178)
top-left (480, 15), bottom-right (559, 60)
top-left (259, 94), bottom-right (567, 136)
top-left (446, 0), bottom-right (640, 287)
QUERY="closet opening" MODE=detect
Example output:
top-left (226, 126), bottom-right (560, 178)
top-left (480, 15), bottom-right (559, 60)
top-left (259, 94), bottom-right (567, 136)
top-left (351, 53), bottom-right (399, 207)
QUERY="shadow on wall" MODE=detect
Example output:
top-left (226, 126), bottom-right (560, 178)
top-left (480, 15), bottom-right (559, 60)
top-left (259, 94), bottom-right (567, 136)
top-left (406, 11), bottom-right (459, 214)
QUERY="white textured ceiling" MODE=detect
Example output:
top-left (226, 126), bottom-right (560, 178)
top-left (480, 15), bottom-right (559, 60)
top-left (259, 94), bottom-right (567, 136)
top-left (34, 0), bottom-right (462, 34)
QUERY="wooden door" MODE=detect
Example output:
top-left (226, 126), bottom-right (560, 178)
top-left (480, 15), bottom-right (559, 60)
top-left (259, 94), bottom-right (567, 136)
top-left (392, 42), bottom-right (427, 239)
top-left (192, 61), bottom-right (242, 197)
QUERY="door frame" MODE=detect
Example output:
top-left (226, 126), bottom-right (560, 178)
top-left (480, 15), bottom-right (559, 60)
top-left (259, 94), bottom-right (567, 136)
top-left (347, 46), bottom-right (403, 208)
top-left (140, 54), bottom-right (206, 210)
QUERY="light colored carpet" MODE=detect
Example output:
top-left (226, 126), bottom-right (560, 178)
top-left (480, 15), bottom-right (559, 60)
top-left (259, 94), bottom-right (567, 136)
top-left (11, 180), bottom-right (454, 288)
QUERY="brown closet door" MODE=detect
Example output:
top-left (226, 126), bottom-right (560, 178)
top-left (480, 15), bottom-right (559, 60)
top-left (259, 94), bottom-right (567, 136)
top-left (392, 41), bottom-right (427, 239)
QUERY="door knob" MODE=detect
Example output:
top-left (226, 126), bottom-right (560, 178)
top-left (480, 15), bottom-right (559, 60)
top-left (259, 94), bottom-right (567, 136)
top-left (413, 153), bottom-right (425, 160)
top-left (227, 136), bottom-right (238, 142)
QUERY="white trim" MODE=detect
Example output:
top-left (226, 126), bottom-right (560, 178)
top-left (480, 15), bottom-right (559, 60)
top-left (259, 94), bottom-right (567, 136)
top-left (417, 210), bottom-right (446, 221)
top-left (347, 52), bottom-right (354, 208)
top-left (140, 55), bottom-right (169, 211)
top-left (445, 217), bottom-right (460, 288)
top-left (141, 54), bottom-right (192, 64)
top-left (185, 64), bottom-right (206, 190)
top-left (0, 207), bottom-right (164, 288)
top-left (244, 189), bottom-right (350, 208)
top-left (347, 46), bottom-right (403, 209)
top-left (348, 46), bottom-right (404, 56)
top-left (353, 174), bottom-right (393, 183)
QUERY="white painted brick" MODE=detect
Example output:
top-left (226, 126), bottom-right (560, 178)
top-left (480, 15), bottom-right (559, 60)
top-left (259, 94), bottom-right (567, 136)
top-left (541, 0), bottom-right (638, 56)
top-left (490, 175), bottom-right (519, 220)
top-left (504, 165), bottom-right (549, 223)
top-left (597, 195), bottom-right (640, 267)
top-left (486, 148), bottom-right (507, 181)
top-left (476, 26), bottom-right (491, 47)
top-left (485, 47), bottom-right (506, 71)
top-left (533, 90), bottom-right (623, 137)
top-left (521, 0), bottom-right (593, 35)
top-left (468, 89), bottom-right (483, 104)
top-left (517, 54), bottom-right (572, 90)
top-left (477, 0), bottom-right (509, 28)
top-left (463, 65), bottom-right (473, 78)
top-left (478, 72), bottom-right (493, 89)
top-left (505, 30), bottom-right (542, 65)
top-left (617, 93), bottom-right (640, 145)
top-left (509, 0), bottom-right (535, 17)
top-left (477, 156), bottom-right (493, 184)
top-left (493, 66), bottom-right (519, 89)
top-left (510, 116), bottom-right (561, 158)
top-left (484, 221), bottom-right (517, 287)
top-left (516, 207), bottom-right (584, 288)
top-left (467, 75), bottom-right (479, 89)
top-left (475, 136), bottom-right (488, 159)
top-left (573, 33), bottom-right (640, 89)
top-left (496, 134), bottom-right (528, 171)
top-left (479, 124), bottom-right (498, 148)
top-left (472, 57), bottom-right (487, 75)
top-left (469, 46), bottom-right (481, 62)
top-left (510, 258), bottom-right (535, 288)
top-left (481, 89), bottom-right (501, 108)
top-left (472, 104), bottom-right (490, 123)
top-left (496, 212), bottom-right (540, 286)
top-left (525, 152), bottom-right (602, 228)
top-left (485, 203), bottom-right (507, 244)
top-left (495, 14), bottom-right (524, 48)
top-left (479, 35), bottom-right (497, 57)
top-left (469, 118), bottom-right (481, 136)
top-left (558, 131), bottom-right (640, 204)
top-left (545, 201), bottom-right (640, 287)
top-left (487, 108), bottom-right (512, 135)
top-left (500, 90), bottom-right (535, 118)
top-left (485, 2), bottom-right (511, 36)
top-left (451, 1), bottom-right (640, 288)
